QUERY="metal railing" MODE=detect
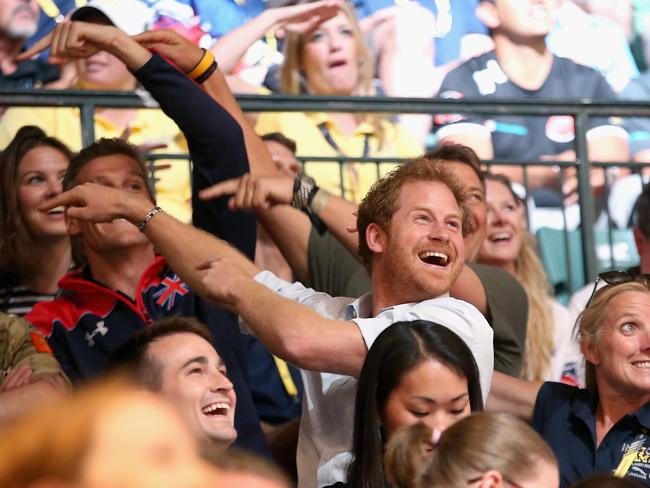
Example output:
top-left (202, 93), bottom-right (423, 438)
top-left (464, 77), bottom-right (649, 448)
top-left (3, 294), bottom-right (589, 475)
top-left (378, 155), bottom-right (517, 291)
top-left (3, 89), bottom-right (650, 290)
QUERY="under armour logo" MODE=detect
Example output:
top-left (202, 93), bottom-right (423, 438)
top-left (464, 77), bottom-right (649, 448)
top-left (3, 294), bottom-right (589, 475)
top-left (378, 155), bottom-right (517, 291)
top-left (85, 320), bottom-right (108, 347)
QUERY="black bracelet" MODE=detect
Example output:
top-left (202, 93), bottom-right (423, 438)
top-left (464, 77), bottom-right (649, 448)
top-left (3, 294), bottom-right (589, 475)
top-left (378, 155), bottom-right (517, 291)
top-left (291, 174), bottom-right (316, 210)
top-left (194, 60), bottom-right (218, 84)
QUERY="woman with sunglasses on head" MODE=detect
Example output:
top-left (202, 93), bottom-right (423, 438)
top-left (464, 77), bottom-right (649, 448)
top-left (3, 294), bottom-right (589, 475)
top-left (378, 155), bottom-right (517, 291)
top-left (489, 275), bottom-right (650, 487)
top-left (325, 320), bottom-right (484, 488)
top-left (0, 126), bottom-right (74, 316)
top-left (476, 173), bottom-right (579, 383)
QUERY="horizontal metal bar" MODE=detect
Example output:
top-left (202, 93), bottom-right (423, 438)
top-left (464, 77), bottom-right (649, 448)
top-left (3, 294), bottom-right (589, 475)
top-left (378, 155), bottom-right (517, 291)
top-left (5, 89), bottom-right (650, 116)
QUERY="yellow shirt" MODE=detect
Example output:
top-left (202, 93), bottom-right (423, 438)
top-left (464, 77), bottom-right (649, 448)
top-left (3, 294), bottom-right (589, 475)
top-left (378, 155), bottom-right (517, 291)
top-left (0, 106), bottom-right (192, 223)
top-left (255, 111), bottom-right (421, 203)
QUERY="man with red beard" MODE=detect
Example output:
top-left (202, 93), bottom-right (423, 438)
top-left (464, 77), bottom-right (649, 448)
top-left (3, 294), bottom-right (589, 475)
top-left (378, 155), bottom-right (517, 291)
top-left (32, 21), bottom-right (493, 488)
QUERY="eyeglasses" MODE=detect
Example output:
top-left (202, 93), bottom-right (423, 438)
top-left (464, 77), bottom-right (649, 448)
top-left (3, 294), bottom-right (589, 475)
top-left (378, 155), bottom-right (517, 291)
top-left (585, 270), bottom-right (650, 308)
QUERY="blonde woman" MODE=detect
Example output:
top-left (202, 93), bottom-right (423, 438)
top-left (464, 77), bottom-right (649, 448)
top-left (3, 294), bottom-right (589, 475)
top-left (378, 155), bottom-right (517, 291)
top-left (214, 1), bottom-right (420, 202)
top-left (490, 278), bottom-right (650, 486)
top-left (419, 412), bottom-right (558, 488)
top-left (477, 173), bottom-right (579, 382)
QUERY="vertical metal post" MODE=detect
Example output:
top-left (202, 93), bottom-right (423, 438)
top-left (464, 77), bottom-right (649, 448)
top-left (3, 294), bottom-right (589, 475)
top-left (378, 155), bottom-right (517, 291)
top-left (79, 103), bottom-right (96, 148)
top-left (575, 111), bottom-right (598, 282)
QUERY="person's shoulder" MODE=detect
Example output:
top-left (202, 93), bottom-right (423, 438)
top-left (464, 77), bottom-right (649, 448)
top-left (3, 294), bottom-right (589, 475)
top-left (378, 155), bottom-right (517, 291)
top-left (448, 50), bottom-right (497, 77)
top-left (553, 55), bottom-right (612, 90)
top-left (621, 72), bottom-right (650, 100)
top-left (469, 263), bottom-right (527, 303)
top-left (537, 381), bottom-right (587, 406)
top-left (411, 296), bottom-right (491, 331)
top-left (439, 51), bottom-right (497, 94)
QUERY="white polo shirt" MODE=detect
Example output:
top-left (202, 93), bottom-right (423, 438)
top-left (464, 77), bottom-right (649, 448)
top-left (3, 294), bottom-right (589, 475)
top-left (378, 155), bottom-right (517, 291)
top-left (251, 271), bottom-right (494, 488)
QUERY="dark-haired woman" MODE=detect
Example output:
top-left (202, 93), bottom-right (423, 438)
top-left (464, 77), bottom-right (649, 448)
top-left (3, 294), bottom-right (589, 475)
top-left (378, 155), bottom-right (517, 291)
top-left (327, 320), bottom-right (483, 488)
top-left (0, 125), bottom-right (74, 315)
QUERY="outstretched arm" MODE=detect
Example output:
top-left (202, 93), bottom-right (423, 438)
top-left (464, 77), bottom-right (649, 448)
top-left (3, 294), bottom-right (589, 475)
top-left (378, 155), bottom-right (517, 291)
top-left (41, 185), bottom-right (366, 375)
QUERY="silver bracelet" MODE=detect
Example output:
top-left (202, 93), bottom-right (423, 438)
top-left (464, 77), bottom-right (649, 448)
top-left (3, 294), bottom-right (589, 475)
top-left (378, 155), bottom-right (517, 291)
top-left (139, 206), bottom-right (163, 232)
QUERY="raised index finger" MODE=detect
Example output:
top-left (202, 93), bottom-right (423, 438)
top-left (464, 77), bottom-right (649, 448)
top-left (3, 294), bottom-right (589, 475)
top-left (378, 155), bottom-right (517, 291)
top-left (38, 188), bottom-right (82, 212)
top-left (15, 31), bottom-right (54, 61)
top-left (198, 178), bottom-right (241, 200)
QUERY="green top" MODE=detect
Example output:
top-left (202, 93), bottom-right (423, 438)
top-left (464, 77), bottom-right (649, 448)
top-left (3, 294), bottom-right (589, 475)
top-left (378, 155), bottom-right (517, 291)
top-left (0, 312), bottom-right (66, 381)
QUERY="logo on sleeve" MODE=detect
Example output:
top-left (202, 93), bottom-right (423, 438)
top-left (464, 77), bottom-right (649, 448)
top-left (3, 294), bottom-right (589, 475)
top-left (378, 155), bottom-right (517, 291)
top-left (154, 275), bottom-right (189, 311)
top-left (85, 320), bottom-right (108, 347)
top-left (545, 115), bottom-right (575, 144)
top-left (29, 330), bottom-right (52, 353)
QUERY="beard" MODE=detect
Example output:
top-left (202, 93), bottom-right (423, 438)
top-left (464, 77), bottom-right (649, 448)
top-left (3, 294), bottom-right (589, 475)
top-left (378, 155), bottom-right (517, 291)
top-left (5, 6), bottom-right (38, 40)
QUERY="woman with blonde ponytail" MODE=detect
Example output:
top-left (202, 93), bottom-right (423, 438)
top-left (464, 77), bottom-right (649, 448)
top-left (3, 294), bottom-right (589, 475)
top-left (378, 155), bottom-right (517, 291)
top-left (477, 173), bottom-right (579, 382)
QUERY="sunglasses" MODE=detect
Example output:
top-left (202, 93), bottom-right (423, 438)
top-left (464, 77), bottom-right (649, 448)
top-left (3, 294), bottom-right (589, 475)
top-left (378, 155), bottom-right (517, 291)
top-left (585, 270), bottom-right (650, 308)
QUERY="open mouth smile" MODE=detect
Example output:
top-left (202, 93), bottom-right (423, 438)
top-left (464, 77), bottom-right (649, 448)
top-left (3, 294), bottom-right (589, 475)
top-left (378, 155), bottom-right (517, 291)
top-left (418, 251), bottom-right (450, 266)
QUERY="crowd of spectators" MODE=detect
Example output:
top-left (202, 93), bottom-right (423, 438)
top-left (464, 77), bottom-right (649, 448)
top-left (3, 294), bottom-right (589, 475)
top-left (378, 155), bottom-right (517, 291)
top-left (1, 0), bottom-right (650, 487)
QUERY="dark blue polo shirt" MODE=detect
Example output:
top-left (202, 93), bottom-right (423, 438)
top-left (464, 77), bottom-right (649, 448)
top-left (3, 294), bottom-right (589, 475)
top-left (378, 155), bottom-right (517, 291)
top-left (533, 382), bottom-right (650, 487)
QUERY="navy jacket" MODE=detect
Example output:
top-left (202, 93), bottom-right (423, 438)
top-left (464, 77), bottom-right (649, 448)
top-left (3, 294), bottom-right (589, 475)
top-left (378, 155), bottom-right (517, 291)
top-left (26, 53), bottom-right (267, 456)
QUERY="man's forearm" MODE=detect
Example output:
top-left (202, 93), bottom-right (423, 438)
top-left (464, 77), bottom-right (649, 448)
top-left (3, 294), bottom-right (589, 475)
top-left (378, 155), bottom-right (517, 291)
top-left (231, 278), bottom-right (366, 376)
top-left (314, 191), bottom-right (360, 256)
top-left (124, 200), bottom-right (259, 295)
top-left (0, 374), bottom-right (67, 425)
top-left (486, 371), bottom-right (541, 421)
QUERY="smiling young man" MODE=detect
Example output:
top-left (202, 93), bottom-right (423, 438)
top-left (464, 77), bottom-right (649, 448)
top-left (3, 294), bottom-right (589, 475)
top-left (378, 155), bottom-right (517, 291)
top-left (434, 0), bottom-right (628, 205)
top-left (109, 317), bottom-right (237, 451)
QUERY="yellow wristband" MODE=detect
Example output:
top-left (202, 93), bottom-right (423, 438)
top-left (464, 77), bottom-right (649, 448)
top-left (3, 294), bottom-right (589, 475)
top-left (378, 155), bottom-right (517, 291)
top-left (186, 49), bottom-right (215, 80)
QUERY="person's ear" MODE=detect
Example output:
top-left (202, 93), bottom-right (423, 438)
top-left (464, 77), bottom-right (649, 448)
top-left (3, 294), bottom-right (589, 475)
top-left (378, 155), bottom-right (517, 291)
top-left (581, 338), bottom-right (601, 367)
top-left (476, 1), bottom-right (500, 30)
top-left (477, 470), bottom-right (504, 488)
top-left (366, 223), bottom-right (387, 254)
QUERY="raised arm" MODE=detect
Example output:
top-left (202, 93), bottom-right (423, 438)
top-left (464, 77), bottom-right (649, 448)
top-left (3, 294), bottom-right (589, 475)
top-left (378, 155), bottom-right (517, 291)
top-left (21, 22), bottom-right (257, 258)
top-left (210, 0), bottom-right (342, 74)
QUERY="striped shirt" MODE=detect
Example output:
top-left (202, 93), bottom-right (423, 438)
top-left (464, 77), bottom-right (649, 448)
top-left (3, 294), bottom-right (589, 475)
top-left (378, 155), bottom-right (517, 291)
top-left (0, 283), bottom-right (55, 317)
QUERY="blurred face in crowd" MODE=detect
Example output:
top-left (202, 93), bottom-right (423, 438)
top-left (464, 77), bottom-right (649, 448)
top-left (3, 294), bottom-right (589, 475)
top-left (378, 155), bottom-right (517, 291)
top-left (74, 13), bottom-right (138, 91)
top-left (583, 290), bottom-right (650, 399)
top-left (17, 146), bottom-right (70, 240)
top-left (478, 0), bottom-right (558, 40)
top-left (382, 358), bottom-right (471, 447)
top-left (68, 154), bottom-right (151, 254)
top-left (477, 179), bottom-right (526, 274)
top-left (469, 459), bottom-right (559, 488)
top-left (0, 0), bottom-right (38, 40)
top-left (301, 11), bottom-right (360, 95)
top-left (147, 332), bottom-right (238, 448)
top-left (79, 392), bottom-right (220, 488)
top-left (263, 140), bottom-right (301, 177)
top-left (77, 50), bottom-right (137, 91)
top-left (448, 161), bottom-right (487, 262)
top-left (374, 180), bottom-right (465, 305)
